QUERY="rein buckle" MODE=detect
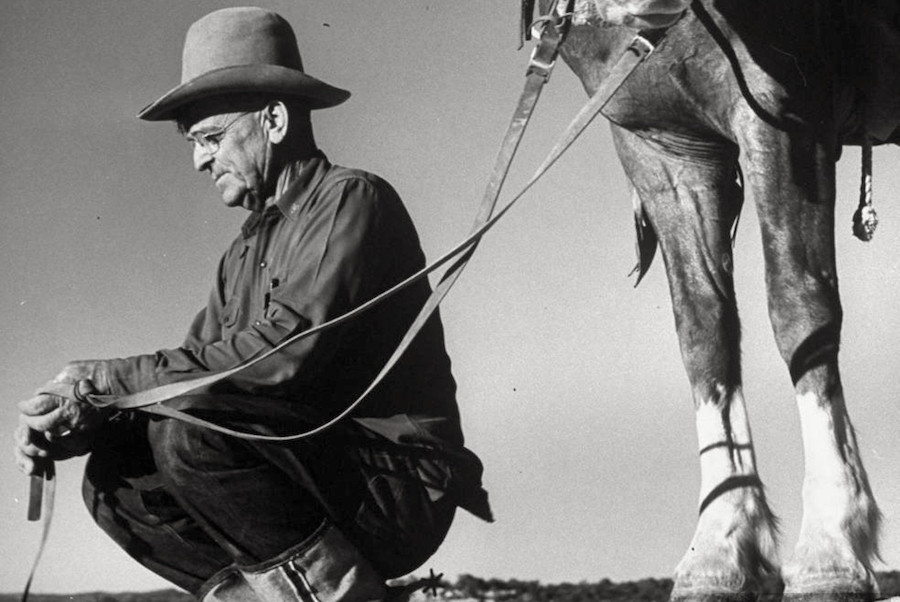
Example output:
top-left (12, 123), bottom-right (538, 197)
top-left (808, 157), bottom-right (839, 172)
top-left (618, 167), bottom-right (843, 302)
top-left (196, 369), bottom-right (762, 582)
top-left (526, 1), bottom-right (575, 80)
top-left (527, 41), bottom-right (557, 80)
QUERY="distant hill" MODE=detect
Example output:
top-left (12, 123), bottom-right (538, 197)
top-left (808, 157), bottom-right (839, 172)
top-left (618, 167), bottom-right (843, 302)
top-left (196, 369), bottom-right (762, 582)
top-left (4, 571), bottom-right (900, 602)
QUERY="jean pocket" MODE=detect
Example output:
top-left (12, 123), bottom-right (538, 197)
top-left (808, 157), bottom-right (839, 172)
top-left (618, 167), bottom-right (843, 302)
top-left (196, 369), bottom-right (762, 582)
top-left (137, 483), bottom-right (186, 525)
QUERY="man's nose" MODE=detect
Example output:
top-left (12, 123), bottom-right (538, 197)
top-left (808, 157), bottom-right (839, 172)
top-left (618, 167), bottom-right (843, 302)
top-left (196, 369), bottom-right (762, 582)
top-left (192, 144), bottom-right (213, 171)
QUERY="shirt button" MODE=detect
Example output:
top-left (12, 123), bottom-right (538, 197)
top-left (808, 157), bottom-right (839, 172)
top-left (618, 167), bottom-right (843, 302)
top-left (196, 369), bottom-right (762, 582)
top-left (259, 260), bottom-right (268, 269)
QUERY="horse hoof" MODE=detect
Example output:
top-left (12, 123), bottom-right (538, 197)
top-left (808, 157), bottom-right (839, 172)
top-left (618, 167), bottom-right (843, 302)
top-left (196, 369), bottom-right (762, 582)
top-left (782, 568), bottom-right (877, 602)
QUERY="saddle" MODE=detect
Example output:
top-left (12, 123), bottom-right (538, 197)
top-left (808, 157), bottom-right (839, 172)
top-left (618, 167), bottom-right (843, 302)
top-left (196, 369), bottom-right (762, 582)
top-left (838, 0), bottom-right (900, 142)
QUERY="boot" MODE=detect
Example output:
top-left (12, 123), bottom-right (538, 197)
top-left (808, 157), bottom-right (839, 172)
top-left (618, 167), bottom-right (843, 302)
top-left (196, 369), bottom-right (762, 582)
top-left (201, 569), bottom-right (260, 601)
top-left (239, 522), bottom-right (386, 602)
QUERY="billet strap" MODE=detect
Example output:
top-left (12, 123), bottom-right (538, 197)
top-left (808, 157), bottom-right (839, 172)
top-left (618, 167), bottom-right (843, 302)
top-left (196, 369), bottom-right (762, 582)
top-left (84, 30), bottom-right (661, 442)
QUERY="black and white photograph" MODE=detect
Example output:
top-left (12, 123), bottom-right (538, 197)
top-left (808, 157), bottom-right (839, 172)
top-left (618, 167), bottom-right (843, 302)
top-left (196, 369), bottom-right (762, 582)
top-left (2, 2), bottom-right (900, 601)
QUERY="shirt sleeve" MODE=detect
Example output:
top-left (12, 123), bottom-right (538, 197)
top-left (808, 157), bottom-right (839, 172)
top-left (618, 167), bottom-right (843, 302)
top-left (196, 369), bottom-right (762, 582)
top-left (103, 176), bottom-right (391, 398)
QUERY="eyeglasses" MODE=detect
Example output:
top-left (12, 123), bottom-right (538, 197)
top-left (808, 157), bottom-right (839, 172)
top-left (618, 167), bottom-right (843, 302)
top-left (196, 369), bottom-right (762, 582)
top-left (186, 111), bottom-right (254, 155)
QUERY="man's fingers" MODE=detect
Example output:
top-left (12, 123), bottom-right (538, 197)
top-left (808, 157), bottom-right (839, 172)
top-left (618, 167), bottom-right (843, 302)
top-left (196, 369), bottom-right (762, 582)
top-left (14, 399), bottom-right (46, 476)
top-left (35, 379), bottom-right (77, 400)
top-left (18, 440), bottom-right (50, 458)
top-left (13, 424), bottom-right (50, 457)
top-left (53, 363), bottom-right (84, 383)
top-left (77, 379), bottom-right (98, 397)
top-left (53, 360), bottom-right (98, 384)
top-left (14, 438), bottom-right (47, 461)
top-left (18, 394), bottom-right (63, 416)
top-left (13, 443), bottom-right (38, 476)
top-left (19, 405), bottom-right (66, 433)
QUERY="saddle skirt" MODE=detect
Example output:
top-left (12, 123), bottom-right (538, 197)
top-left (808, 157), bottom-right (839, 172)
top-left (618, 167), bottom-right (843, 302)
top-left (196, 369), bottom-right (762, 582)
top-left (843, 0), bottom-right (900, 141)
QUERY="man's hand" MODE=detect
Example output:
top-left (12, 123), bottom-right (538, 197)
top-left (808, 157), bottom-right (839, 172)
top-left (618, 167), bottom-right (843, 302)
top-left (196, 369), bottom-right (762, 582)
top-left (51, 359), bottom-right (112, 393)
top-left (13, 361), bottom-right (113, 476)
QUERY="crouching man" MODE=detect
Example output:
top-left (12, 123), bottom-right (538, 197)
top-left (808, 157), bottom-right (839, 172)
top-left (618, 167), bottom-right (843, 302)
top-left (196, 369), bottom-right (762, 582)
top-left (13, 7), bottom-right (491, 601)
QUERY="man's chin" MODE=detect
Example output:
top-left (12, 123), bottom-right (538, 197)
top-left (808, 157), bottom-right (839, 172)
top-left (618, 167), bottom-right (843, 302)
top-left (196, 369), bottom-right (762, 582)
top-left (218, 190), bottom-right (251, 210)
top-left (222, 196), bottom-right (247, 209)
top-left (216, 182), bottom-right (262, 211)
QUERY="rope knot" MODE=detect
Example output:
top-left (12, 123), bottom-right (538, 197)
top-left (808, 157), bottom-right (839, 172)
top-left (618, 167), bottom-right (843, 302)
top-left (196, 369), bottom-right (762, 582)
top-left (852, 203), bottom-right (878, 242)
top-left (853, 135), bottom-right (878, 242)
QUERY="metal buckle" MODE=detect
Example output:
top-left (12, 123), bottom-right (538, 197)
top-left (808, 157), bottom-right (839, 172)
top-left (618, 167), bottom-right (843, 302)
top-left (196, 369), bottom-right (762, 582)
top-left (527, 41), bottom-right (557, 80)
top-left (526, 0), bottom-right (576, 80)
top-left (529, 15), bottom-right (555, 40)
top-left (633, 33), bottom-right (658, 55)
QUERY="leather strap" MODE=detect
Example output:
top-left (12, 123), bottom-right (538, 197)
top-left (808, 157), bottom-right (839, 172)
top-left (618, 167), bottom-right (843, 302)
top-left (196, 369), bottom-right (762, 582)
top-left (23, 19), bottom-right (662, 600)
top-left (83, 30), bottom-right (660, 444)
top-left (80, 10), bottom-right (577, 438)
top-left (22, 461), bottom-right (54, 602)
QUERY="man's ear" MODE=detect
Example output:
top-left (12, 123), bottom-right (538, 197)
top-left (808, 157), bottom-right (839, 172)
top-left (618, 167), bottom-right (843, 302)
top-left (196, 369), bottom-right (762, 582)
top-left (262, 101), bottom-right (289, 145)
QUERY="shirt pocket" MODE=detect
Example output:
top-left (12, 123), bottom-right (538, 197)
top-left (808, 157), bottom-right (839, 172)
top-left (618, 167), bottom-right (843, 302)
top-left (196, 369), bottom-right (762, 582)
top-left (264, 297), bottom-right (312, 335)
top-left (219, 297), bottom-right (241, 338)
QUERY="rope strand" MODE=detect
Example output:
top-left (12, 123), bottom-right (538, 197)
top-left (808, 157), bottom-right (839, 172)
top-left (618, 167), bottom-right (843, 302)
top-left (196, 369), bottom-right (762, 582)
top-left (853, 134), bottom-right (878, 241)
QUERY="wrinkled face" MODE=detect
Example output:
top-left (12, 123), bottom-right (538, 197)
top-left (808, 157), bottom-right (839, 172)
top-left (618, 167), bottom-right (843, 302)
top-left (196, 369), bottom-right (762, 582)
top-left (572, 0), bottom-right (688, 29)
top-left (181, 101), bottom-right (272, 211)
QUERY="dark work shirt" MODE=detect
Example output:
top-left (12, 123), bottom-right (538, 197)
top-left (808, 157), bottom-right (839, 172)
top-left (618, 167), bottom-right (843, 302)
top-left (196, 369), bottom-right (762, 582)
top-left (102, 153), bottom-right (490, 520)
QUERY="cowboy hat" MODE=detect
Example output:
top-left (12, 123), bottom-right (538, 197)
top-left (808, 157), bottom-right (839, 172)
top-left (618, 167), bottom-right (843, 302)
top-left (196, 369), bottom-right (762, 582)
top-left (138, 7), bottom-right (350, 121)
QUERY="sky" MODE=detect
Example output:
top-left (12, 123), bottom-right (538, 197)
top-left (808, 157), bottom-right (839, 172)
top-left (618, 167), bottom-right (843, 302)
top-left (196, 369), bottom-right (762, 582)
top-left (2, 0), bottom-right (900, 595)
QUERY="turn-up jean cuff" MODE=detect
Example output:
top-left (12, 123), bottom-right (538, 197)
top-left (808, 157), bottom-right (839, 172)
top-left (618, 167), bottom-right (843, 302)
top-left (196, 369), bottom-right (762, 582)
top-left (198, 567), bottom-right (257, 601)
top-left (236, 520), bottom-right (333, 574)
top-left (237, 521), bottom-right (386, 602)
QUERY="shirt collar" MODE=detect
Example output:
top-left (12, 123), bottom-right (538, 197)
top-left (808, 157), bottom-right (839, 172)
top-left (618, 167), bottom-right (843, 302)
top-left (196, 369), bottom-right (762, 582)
top-left (273, 149), bottom-right (329, 220)
top-left (240, 150), bottom-right (330, 239)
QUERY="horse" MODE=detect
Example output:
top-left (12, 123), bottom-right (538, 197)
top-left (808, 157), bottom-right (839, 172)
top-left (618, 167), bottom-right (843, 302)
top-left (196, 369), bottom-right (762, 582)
top-left (526, 0), bottom-right (900, 600)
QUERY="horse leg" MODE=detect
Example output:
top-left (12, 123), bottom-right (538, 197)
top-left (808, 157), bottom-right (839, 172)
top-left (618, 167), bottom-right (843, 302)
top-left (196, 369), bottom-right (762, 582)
top-left (611, 126), bottom-right (779, 602)
top-left (737, 120), bottom-right (880, 602)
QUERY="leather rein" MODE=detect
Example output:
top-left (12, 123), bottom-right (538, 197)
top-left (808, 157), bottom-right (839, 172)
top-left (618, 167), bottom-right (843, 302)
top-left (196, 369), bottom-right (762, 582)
top-left (23, 5), bottom-right (663, 598)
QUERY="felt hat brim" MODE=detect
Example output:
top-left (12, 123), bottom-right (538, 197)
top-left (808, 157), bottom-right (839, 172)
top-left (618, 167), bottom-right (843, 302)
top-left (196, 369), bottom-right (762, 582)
top-left (137, 64), bottom-right (350, 121)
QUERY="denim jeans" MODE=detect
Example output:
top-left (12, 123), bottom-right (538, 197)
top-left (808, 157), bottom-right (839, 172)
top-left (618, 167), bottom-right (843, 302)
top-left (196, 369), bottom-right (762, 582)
top-left (82, 394), bottom-right (455, 595)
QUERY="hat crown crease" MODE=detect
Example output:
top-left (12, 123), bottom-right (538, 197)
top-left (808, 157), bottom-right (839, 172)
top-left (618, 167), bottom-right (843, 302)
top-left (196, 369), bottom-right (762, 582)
top-left (181, 9), bottom-right (304, 83)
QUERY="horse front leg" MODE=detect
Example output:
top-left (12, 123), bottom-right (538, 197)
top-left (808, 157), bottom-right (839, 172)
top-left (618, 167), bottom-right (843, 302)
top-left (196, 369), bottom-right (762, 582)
top-left (738, 121), bottom-right (880, 602)
top-left (612, 127), bottom-right (779, 602)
